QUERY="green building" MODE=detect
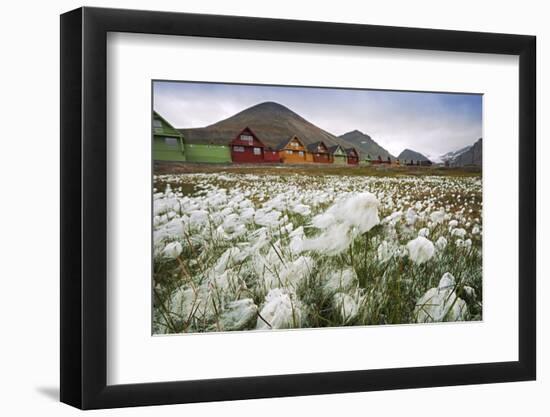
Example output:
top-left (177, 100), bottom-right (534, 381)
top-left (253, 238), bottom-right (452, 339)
top-left (328, 145), bottom-right (348, 164)
top-left (360, 154), bottom-right (373, 165)
top-left (184, 143), bottom-right (231, 163)
top-left (153, 111), bottom-right (186, 162)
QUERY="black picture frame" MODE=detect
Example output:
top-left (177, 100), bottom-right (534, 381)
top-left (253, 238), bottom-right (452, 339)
top-left (60, 6), bottom-right (536, 410)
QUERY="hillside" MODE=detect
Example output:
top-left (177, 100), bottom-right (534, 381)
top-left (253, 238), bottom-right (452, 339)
top-left (438, 145), bottom-right (472, 164)
top-left (451, 138), bottom-right (482, 166)
top-left (338, 130), bottom-right (395, 160)
top-left (397, 148), bottom-right (431, 163)
top-left (179, 101), bottom-right (356, 149)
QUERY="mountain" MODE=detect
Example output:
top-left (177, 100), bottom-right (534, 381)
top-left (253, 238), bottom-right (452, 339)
top-left (451, 138), bottom-right (482, 166)
top-left (179, 101), bottom-right (353, 149)
top-left (338, 130), bottom-right (395, 160)
top-left (397, 149), bottom-right (431, 163)
top-left (438, 145), bottom-right (472, 164)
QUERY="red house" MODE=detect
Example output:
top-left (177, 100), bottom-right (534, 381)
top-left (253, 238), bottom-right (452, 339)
top-left (345, 147), bottom-right (359, 165)
top-left (230, 127), bottom-right (265, 163)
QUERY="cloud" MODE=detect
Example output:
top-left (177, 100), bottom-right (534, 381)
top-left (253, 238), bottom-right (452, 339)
top-left (153, 81), bottom-right (482, 157)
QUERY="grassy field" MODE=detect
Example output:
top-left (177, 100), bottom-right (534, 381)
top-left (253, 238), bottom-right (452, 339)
top-left (152, 165), bottom-right (482, 334)
top-left (154, 161), bottom-right (482, 178)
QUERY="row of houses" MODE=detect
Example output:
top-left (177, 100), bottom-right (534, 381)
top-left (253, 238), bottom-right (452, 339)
top-left (153, 111), bottom-right (432, 166)
top-left (374, 158), bottom-right (432, 166)
top-left (153, 111), bottom-right (362, 165)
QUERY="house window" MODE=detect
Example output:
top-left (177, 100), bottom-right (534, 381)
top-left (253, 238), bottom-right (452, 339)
top-left (291, 142), bottom-right (298, 147)
top-left (286, 150), bottom-right (293, 155)
top-left (240, 134), bottom-right (253, 142)
top-left (233, 146), bottom-right (245, 152)
top-left (153, 119), bottom-right (163, 133)
top-left (253, 147), bottom-right (262, 155)
top-left (164, 137), bottom-right (178, 147)
top-left (299, 151), bottom-right (304, 157)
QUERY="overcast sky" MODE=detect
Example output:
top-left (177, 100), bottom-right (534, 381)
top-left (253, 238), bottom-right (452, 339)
top-left (153, 81), bottom-right (482, 157)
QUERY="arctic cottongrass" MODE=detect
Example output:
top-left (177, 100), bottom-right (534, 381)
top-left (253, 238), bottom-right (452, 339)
top-left (324, 268), bottom-right (357, 294)
top-left (153, 171), bottom-right (482, 333)
top-left (435, 236), bottom-right (448, 251)
top-left (162, 241), bottom-right (183, 259)
top-left (292, 204), bottom-right (312, 216)
top-left (377, 240), bottom-right (395, 263)
top-left (451, 227), bottom-right (467, 238)
top-left (333, 292), bottom-right (360, 323)
top-left (414, 272), bottom-right (469, 322)
top-left (318, 192), bottom-right (380, 233)
top-left (300, 222), bottom-right (352, 255)
top-left (342, 192), bottom-right (380, 233)
top-left (406, 236), bottom-right (435, 265)
top-left (219, 299), bottom-right (258, 331)
top-left (168, 286), bottom-right (196, 321)
top-left (256, 288), bottom-right (302, 330)
top-left (429, 210), bottom-right (446, 224)
top-left (406, 208), bottom-right (417, 225)
top-left (418, 227), bottom-right (430, 237)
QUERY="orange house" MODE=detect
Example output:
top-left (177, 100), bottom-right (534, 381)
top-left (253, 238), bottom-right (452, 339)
top-left (276, 135), bottom-right (309, 164)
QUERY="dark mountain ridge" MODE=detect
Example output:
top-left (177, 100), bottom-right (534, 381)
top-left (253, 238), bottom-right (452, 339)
top-left (450, 138), bottom-right (482, 166)
top-left (397, 148), bottom-right (431, 162)
top-left (338, 130), bottom-right (395, 160)
top-left (179, 101), bottom-right (345, 149)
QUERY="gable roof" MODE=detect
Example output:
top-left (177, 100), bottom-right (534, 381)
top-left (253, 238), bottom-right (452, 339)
top-left (153, 111), bottom-right (182, 137)
top-left (274, 135), bottom-right (306, 151)
top-left (306, 141), bottom-right (329, 153)
top-left (345, 147), bottom-right (359, 157)
top-left (229, 126), bottom-right (265, 147)
top-left (328, 145), bottom-right (346, 155)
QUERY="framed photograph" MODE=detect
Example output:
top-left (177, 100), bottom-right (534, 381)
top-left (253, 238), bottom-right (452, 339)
top-left (60, 7), bottom-right (536, 409)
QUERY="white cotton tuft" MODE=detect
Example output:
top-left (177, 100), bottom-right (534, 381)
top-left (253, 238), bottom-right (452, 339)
top-left (435, 236), bottom-right (448, 251)
top-left (311, 212), bottom-right (337, 229)
top-left (451, 227), bottom-right (467, 238)
top-left (213, 247), bottom-right (243, 274)
top-left (377, 241), bottom-right (394, 263)
top-left (168, 286), bottom-right (196, 320)
top-left (438, 272), bottom-right (456, 290)
top-left (219, 299), bottom-right (258, 331)
top-left (383, 211), bottom-right (402, 226)
top-left (418, 227), bottom-right (430, 237)
top-left (292, 204), bottom-right (311, 216)
top-left (162, 241), bottom-right (183, 259)
top-left (189, 210), bottom-right (209, 227)
top-left (324, 268), bottom-right (357, 293)
top-left (414, 272), bottom-right (469, 322)
top-left (338, 192), bottom-right (380, 233)
top-left (406, 236), bottom-right (435, 264)
top-left (256, 289), bottom-right (302, 330)
top-left (406, 208), bottom-right (417, 225)
top-left (278, 256), bottom-right (315, 288)
top-left (254, 209), bottom-right (282, 227)
top-left (429, 210), bottom-right (446, 224)
top-left (333, 292), bottom-right (360, 323)
top-left (300, 223), bottom-right (352, 255)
